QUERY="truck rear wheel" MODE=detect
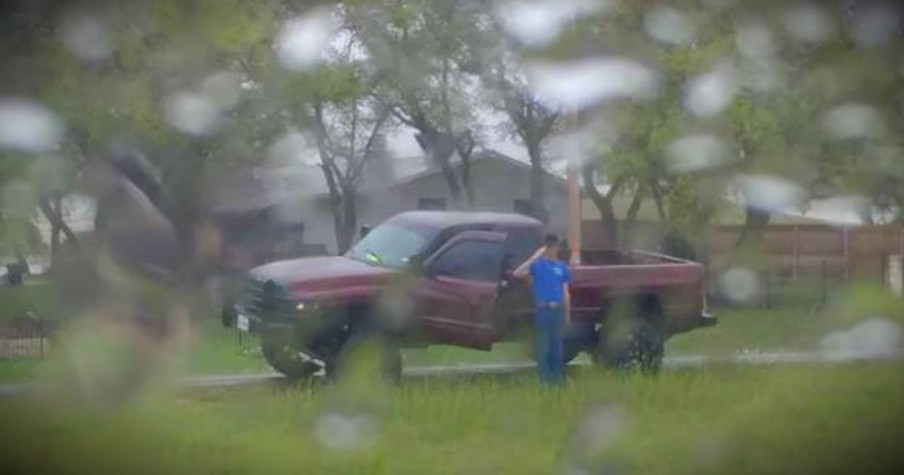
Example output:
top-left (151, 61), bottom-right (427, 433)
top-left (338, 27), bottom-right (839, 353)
top-left (594, 298), bottom-right (664, 373)
top-left (261, 339), bottom-right (321, 379)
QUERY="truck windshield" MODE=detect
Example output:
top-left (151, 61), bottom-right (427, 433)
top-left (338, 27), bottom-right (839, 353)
top-left (347, 222), bottom-right (439, 269)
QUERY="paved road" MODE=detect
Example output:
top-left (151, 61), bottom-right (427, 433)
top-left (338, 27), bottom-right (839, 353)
top-left (1, 350), bottom-right (900, 398)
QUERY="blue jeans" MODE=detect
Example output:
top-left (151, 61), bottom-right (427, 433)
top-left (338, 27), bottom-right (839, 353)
top-left (534, 305), bottom-right (565, 385)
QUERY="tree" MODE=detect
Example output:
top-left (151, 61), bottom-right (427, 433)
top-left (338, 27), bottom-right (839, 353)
top-left (306, 63), bottom-right (392, 253)
top-left (349, 0), bottom-right (485, 208)
top-left (479, 40), bottom-right (560, 215)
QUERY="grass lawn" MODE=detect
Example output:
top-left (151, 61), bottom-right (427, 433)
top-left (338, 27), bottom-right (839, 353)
top-left (0, 306), bottom-right (824, 383)
top-left (0, 364), bottom-right (902, 474)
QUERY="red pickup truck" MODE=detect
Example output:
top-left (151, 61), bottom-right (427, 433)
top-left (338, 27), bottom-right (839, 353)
top-left (224, 211), bottom-right (714, 379)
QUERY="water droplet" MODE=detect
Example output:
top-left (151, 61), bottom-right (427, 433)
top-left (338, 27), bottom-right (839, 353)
top-left (718, 267), bottom-right (761, 303)
top-left (665, 134), bottom-right (728, 173)
top-left (780, 2), bottom-right (834, 44)
top-left (0, 99), bottom-right (64, 153)
top-left (805, 195), bottom-right (871, 227)
top-left (200, 71), bottom-right (243, 110)
top-left (60, 12), bottom-right (113, 62)
top-left (644, 5), bottom-right (695, 46)
top-left (736, 174), bottom-right (806, 213)
top-left (822, 103), bottom-right (883, 140)
top-left (850, 2), bottom-right (901, 48)
top-left (314, 410), bottom-right (380, 450)
top-left (275, 9), bottom-right (337, 72)
top-left (494, 0), bottom-right (608, 48)
top-left (683, 62), bottom-right (737, 118)
top-left (548, 117), bottom-right (617, 169)
top-left (526, 58), bottom-right (659, 111)
top-left (571, 404), bottom-right (626, 452)
top-left (819, 318), bottom-right (903, 360)
top-left (268, 130), bottom-right (315, 165)
top-left (736, 18), bottom-right (777, 61)
top-left (164, 92), bottom-right (219, 136)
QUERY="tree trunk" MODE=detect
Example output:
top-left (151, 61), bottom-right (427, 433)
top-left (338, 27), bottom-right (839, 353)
top-left (320, 162), bottom-right (346, 256)
top-left (415, 125), bottom-right (462, 206)
top-left (460, 153), bottom-right (475, 209)
top-left (581, 164), bottom-right (620, 249)
top-left (39, 195), bottom-right (78, 250)
top-left (527, 141), bottom-right (544, 211)
top-left (337, 185), bottom-right (358, 254)
top-left (727, 206), bottom-right (771, 268)
top-left (622, 185), bottom-right (646, 249)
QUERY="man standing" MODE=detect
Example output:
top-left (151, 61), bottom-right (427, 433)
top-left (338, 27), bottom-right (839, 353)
top-left (513, 234), bottom-right (571, 385)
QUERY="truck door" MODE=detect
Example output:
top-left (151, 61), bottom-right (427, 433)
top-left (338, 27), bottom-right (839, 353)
top-left (415, 231), bottom-right (506, 348)
top-left (498, 229), bottom-right (542, 333)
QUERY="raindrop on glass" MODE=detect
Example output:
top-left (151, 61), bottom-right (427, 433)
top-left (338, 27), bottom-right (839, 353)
top-left (200, 71), bottom-right (243, 110)
top-left (526, 58), bottom-right (659, 111)
top-left (683, 62), bottom-right (737, 118)
top-left (822, 103), bottom-right (883, 140)
top-left (818, 318), bottom-right (903, 360)
top-left (665, 134), bottom-right (727, 173)
top-left (0, 99), bottom-right (64, 153)
top-left (164, 92), bottom-right (219, 136)
top-left (494, 0), bottom-right (607, 48)
top-left (644, 5), bottom-right (695, 46)
top-left (780, 3), bottom-right (834, 44)
top-left (268, 130), bottom-right (314, 165)
top-left (59, 12), bottom-right (113, 63)
top-left (735, 174), bottom-right (806, 213)
top-left (275, 9), bottom-right (337, 72)
top-left (736, 18), bottom-right (777, 61)
top-left (850, 2), bottom-right (901, 48)
top-left (719, 267), bottom-right (761, 303)
top-left (314, 410), bottom-right (380, 450)
top-left (805, 195), bottom-right (871, 227)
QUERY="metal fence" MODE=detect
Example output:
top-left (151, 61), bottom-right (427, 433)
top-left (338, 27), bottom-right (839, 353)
top-left (0, 313), bottom-right (52, 360)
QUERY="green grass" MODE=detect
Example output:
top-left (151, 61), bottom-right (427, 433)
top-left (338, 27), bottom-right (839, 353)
top-left (2, 281), bottom-right (901, 383)
top-left (0, 364), bottom-right (902, 474)
top-left (0, 278), bottom-right (61, 323)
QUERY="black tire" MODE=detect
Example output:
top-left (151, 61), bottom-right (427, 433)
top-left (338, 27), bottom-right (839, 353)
top-left (594, 299), bottom-right (664, 373)
top-left (325, 330), bottom-right (402, 383)
top-left (261, 339), bottom-right (321, 379)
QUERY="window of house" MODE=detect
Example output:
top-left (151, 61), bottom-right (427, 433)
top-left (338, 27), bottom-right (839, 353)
top-left (430, 239), bottom-right (503, 282)
top-left (418, 197), bottom-right (447, 210)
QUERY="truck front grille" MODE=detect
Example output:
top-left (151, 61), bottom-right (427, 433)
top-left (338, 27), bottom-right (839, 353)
top-left (240, 277), bottom-right (296, 321)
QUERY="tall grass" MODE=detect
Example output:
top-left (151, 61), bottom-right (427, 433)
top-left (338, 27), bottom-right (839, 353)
top-left (0, 364), bottom-right (902, 475)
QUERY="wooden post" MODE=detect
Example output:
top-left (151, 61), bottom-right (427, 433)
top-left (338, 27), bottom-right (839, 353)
top-left (792, 225), bottom-right (799, 280)
top-left (566, 161), bottom-right (582, 265)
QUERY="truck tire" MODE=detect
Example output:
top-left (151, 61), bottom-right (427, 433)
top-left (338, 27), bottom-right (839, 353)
top-left (325, 330), bottom-right (402, 383)
top-left (261, 340), bottom-right (321, 379)
top-left (594, 298), bottom-right (664, 373)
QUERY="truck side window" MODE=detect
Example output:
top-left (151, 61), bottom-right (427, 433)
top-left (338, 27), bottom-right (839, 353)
top-left (431, 239), bottom-right (504, 282)
top-left (504, 230), bottom-right (541, 267)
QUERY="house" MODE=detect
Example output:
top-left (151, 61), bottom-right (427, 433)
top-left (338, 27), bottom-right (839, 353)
top-left (207, 151), bottom-right (568, 256)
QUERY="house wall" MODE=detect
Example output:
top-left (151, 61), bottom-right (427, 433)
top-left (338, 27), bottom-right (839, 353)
top-left (304, 159), bottom-right (568, 254)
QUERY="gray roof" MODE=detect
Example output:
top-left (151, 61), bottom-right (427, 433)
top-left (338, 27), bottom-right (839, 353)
top-left (207, 151), bottom-right (563, 213)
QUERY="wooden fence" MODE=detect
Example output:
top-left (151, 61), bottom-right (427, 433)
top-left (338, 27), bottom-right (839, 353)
top-left (582, 220), bottom-right (904, 284)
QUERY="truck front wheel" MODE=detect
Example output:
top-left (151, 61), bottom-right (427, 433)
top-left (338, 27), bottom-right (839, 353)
top-left (261, 339), bottom-right (321, 379)
top-left (325, 330), bottom-right (402, 383)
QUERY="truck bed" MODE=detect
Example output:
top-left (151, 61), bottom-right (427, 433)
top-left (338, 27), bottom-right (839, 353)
top-left (570, 250), bottom-right (707, 334)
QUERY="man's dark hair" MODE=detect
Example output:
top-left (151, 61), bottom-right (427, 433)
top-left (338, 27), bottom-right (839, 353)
top-left (543, 233), bottom-right (559, 246)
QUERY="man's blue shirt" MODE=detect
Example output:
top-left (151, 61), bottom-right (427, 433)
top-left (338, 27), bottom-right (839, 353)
top-left (529, 257), bottom-right (571, 303)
